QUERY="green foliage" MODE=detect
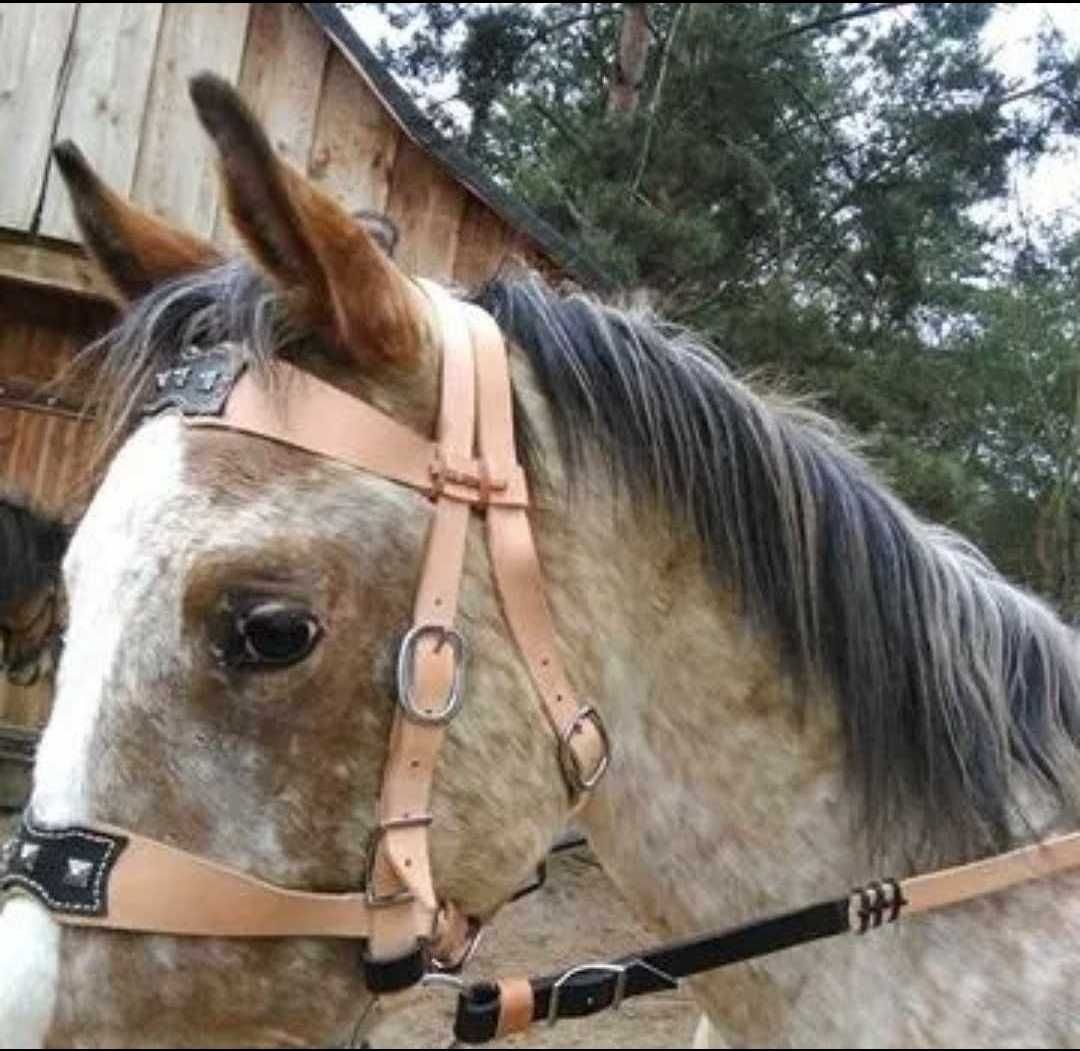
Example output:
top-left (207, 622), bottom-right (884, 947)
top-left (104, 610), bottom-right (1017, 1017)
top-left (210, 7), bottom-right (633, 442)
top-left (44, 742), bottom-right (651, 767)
top-left (371, 2), bottom-right (1080, 609)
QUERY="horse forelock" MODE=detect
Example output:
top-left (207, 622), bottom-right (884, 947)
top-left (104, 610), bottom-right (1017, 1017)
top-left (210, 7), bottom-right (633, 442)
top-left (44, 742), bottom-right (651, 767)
top-left (476, 273), bottom-right (1080, 860)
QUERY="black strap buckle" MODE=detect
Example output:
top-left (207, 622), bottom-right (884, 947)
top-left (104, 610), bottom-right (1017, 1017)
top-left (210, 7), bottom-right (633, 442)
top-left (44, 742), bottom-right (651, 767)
top-left (547, 962), bottom-right (629, 1025)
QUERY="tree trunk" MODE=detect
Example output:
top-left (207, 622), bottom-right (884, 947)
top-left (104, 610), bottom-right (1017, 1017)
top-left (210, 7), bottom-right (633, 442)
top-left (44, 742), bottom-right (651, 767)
top-left (608, 3), bottom-right (650, 117)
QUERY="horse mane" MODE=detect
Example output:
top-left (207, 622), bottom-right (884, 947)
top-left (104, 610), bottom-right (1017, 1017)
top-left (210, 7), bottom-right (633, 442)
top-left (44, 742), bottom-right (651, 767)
top-left (84, 260), bottom-right (1080, 860)
top-left (0, 487), bottom-right (69, 610)
top-left (475, 273), bottom-right (1080, 860)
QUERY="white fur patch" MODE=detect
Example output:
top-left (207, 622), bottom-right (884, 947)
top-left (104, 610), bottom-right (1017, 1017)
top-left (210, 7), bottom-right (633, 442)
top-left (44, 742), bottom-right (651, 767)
top-left (2, 416), bottom-right (188, 1044)
top-left (33, 415), bottom-right (188, 827)
top-left (0, 898), bottom-right (61, 1048)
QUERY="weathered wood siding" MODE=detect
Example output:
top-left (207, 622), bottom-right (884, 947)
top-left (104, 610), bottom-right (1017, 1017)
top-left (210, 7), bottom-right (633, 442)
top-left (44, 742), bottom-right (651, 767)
top-left (1, 1), bottom-right (535, 285)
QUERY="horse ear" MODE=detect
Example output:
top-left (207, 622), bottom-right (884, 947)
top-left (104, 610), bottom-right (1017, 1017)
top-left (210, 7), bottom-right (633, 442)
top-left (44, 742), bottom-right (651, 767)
top-left (189, 73), bottom-right (427, 366)
top-left (52, 141), bottom-right (221, 303)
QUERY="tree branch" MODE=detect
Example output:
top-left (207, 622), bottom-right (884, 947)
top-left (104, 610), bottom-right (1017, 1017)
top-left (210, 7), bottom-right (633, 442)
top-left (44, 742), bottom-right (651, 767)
top-left (631, 3), bottom-right (688, 193)
top-left (757, 3), bottom-right (910, 51)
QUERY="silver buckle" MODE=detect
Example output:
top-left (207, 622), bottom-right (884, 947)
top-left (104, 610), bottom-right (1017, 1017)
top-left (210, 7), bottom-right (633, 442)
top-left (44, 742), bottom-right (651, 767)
top-left (363, 815), bottom-right (433, 908)
top-left (547, 963), bottom-right (628, 1026)
top-left (396, 624), bottom-right (467, 725)
top-left (558, 705), bottom-right (611, 793)
top-left (427, 918), bottom-right (486, 974)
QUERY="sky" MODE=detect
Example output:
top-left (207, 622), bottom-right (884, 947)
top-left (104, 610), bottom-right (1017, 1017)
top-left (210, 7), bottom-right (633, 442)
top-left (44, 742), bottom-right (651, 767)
top-left (979, 3), bottom-right (1080, 228)
top-left (347, 3), bottom-right (1080, 230)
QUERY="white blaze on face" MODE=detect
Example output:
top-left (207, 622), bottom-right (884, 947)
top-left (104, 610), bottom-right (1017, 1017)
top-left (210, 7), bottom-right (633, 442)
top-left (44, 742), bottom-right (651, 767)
top-left (0, 415), bottom-right (188, 1047)
top-left (0, 899), bottom-right (61, 1047)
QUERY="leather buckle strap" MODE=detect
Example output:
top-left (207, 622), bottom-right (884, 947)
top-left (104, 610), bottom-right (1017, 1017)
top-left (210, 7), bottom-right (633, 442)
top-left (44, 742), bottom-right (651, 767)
top-left (360, 941), bottom-right (427, 994)
top-left (363, 816), bottom-right (433, 909)
top-left (367, 279), bottom-right (478, 968)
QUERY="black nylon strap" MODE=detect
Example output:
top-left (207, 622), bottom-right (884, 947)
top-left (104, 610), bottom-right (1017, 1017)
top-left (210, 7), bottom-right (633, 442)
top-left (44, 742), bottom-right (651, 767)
top-left (360, 941), bottom-right (427, 993)
top-left (454, 897), bottom-right (851, 1044)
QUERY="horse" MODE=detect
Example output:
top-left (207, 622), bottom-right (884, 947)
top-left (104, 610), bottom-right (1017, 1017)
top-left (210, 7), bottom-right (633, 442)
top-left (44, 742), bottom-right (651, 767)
top-left (2, 72), bottom-right (1080, 1048)
top-left (0, 489), bottom-right (68, 687)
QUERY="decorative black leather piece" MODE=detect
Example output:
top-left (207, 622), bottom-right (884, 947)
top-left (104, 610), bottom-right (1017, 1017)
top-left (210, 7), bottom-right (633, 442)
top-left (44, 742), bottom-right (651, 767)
top-left (454, 897), bottom-right (852, 1044)
top-left (0, 813), bottom-right (128, 917)
top-left (141, 345), bottom-right (245, 418)
top-left (359, 941), bottom-right (426, 993)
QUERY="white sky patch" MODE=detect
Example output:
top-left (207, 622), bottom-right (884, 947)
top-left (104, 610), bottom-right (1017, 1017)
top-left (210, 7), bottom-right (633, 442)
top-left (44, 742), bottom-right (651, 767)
top-left (973, 3), bottom-right (1080, 238)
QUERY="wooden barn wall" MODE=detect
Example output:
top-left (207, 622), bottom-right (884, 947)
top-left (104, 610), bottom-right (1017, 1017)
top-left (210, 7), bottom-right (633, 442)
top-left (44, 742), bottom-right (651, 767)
top-left (1, 2), bottom-right (540, 287)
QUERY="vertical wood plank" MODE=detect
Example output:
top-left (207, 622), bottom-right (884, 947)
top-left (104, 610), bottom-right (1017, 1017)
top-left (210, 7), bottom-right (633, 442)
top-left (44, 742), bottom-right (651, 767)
top-left (0, 3), bottom-right (79, 230)
top-left (452, 196), bottom-right (515, 290)
top-left (38, 4), bottom-right (165, 241)
top-left (384, 139), bottom-right (467, 281)
top-left (214, 2), bottom-right (329, 241)
top-left (236, 3), bottom-right (328, 172)
top-left (308, 49), bottom-right (401, 215)
top-left (130, 3), bottom-right (250, 238)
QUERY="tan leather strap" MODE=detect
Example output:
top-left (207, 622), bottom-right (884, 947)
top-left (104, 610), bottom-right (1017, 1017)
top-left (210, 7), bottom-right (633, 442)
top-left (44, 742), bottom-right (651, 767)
top-left (188, 365), bottom-right (528, 509)
top-left (368, 282), bottom-right (477, 962)
top-left (466, 305), bottom-right (609, 791)
top-left (45, 825), bottom-right (383, 938)
top-left (495, 976), bottom-right (536, 1038)
top-left (899, 829), bottom-right (1080, 915)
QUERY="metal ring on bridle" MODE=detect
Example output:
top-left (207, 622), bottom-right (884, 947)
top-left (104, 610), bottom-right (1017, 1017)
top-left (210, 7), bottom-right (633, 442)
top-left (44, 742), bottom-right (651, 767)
top-left (396, 624), bottom-right (468, 725)
top-left (558, 705), bottom-right (611, 793)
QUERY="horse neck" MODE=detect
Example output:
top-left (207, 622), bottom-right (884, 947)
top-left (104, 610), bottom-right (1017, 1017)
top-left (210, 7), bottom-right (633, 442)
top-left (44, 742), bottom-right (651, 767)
top-left (514, 372), bottom-right (859, 940)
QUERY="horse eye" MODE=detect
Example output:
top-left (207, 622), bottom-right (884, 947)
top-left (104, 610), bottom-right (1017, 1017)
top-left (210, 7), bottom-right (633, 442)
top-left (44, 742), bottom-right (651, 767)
top-left (215, 600), bottom-right (322, 670)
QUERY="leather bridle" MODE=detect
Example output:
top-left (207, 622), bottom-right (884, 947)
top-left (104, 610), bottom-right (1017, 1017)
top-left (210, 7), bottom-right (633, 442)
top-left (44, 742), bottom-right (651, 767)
top-left (0, 282), bottom-right (610, 993)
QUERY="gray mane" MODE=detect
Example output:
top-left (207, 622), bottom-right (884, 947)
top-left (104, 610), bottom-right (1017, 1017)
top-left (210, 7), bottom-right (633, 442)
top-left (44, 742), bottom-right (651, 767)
top-left (86, 261), bottom-right (1080, 860)
top-left (476, 274), bottom-right (1080, 860)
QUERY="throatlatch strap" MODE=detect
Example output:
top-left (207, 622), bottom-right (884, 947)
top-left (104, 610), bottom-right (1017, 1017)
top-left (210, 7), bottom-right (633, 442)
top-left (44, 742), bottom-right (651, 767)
top-left (466, 305), bottom-right (608, 791)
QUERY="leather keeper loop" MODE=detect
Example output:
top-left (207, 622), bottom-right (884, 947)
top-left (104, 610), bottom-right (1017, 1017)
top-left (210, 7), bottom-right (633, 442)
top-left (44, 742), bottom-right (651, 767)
top-left (360, 941), bottom-right (427, 994)
top-left (454, 981), bottom-right (503, 1045)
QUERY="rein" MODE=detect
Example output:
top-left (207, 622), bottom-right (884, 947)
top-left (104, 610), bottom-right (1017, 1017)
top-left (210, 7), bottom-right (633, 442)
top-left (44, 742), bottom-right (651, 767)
top-left (451, 829), bottom-right (1080, 1042)
top-left (4, 284), bottom-right (1080, 1044)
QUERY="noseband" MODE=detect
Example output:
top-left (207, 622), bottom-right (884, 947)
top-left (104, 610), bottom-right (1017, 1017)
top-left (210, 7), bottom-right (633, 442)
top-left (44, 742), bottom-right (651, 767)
top-left (0, 283), bottom-right (610, 993)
